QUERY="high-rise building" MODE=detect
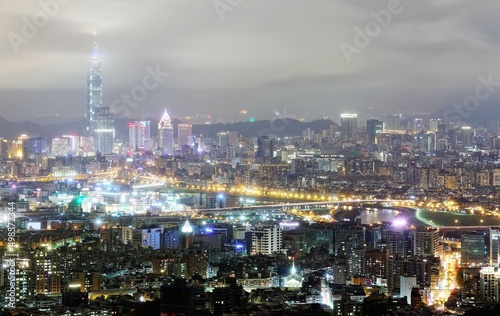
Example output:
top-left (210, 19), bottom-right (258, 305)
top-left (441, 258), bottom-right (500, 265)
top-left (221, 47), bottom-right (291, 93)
top-left (51, 138), bottom-right (71, 156)
top-left (479, 267), bottom-right (500, 302)
top-left (366, 119), bottom-right (384, 145)
top-left (384, 114), bottom-right (401, 131)
top-left (4, 258), bottom-right (35, 303)
top-left (489, 228), bottom-right (500, 267)
top-left (365, 249), bottom-right (389, 278)
top-left (34, 249), bottom-right (62, 294)
top-left (129, 121), bottom-right (151, 152)
top-left (22, 137), bottom-right (46, 160)
top-left (256, 136), bottom-right (274, 158)
top-left (217, 131), bottom-right (229, 147)
top-left (158, 109), bottom-right (174, 155)
top-left (413, 228), bottom-right (441, 258)
top-left (177, 123), bottom-right (192, 147)
top-left (93, 106), bottom-right (115, 154)
top-left (86, 42), bottom-right (114, 153)
top-left (429, 119), bottom-right (441, 132)
top-left (87, 42), bottom-right (102, 135)
top-left (141, 228), bottom-right (163, 250)
top-left (461, 231), bottom-right (486, 267)
top-left (251, 225), bottom-right (282, 255)
top-left (340, 113), bottom-right (358, 141)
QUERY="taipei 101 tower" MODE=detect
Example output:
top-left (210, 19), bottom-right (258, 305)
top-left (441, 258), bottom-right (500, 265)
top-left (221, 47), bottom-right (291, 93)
top-left (87, 41), bottom-right (115, 154)
top-left (87, 42), bottom-right (102, 135)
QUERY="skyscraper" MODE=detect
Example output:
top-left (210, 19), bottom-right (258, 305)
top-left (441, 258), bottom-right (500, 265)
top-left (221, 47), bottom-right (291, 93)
top-left (177, 123), bottom-right (192, 147)
top-left (87, 42), bottom-right (114, 154)
top-left (129, 121), bottom-right (151, 152)
top-left (87, 42), bottom-right (102, 135)
top-left (366, 119), bottom-right (384, 145)
top-left (340, 113), bottom-right (358, 141)
top-left (93, 107), bottom-right (115, 154)
top-left (384, 114), bottom-right (401, 131)
top-left (22, 137), bottom-right (46, 160)
top-left (158, 109), bottom-right (174, 155)
top-left (490, 228), bottom-right (500, 267)
top-left (256, 136), bottom-right (273, 158)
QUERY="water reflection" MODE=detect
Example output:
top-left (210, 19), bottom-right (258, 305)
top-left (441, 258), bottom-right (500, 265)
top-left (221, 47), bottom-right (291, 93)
top-left (359, 209), bottom-right (400, 225)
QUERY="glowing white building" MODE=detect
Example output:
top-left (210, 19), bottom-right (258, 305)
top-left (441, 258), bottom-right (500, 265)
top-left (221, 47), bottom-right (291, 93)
top-left (158, 109), bottom-right (174, 155)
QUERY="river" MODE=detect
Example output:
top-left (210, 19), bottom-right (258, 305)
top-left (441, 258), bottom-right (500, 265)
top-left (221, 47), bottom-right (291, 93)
top-left (358, 209), bottom-right (401, 225)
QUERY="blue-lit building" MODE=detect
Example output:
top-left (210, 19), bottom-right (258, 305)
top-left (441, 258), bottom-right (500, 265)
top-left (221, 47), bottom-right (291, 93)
top-left (22, 137), bottom-right (46, 160)
top-left (162, 229), bottom-right (181, 249)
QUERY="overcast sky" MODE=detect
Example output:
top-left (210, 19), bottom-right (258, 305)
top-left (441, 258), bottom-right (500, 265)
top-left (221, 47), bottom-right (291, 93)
top-left (1, 0), bottom-right (500, 123)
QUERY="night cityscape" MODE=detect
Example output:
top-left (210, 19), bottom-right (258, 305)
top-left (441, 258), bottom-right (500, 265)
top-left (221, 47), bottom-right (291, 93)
top-left (1, 1), bottom-right (500, 315)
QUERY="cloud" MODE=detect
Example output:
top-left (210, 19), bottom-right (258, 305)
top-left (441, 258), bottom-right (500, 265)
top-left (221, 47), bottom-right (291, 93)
top-left (0, 0), bottom-right (499, 122)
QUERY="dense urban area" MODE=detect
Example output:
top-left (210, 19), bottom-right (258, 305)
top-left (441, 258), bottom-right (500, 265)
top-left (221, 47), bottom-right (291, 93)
top-left (2, 20), bottom-right (500, 316)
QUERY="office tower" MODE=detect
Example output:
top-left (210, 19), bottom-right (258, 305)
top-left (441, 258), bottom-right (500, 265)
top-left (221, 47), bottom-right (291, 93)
top-left (384, 114), bottom-right (401, 131)
top-left (366, 119), bottom-right (384, 145)
top-left (429, 118), bottom-right (441, 132)
top-left (129, 121), bottom-right (151, 152)
top-left (461, 232), bottom-right (486, 267)
top-left (22, 137), bottom-right (46, 160)
top-left (158, 109), bottom-right (174, 155)
top-left (256, 136), bottom-right (274, 158)
top-left (217, 131), bottom-right (229, 147)
top-left (340, 113), bottom-right (358, 141)
top-left (461, 126), bottom-right (472, 147)
top-left (87, 42), bottom-right (102, 135)
top-left (177, 123), bottom-right (192, 147)
top-left (413, 228), bottom-right (441, 258)
top-left (93, 106), bottom-right (115, 154)
top-left (489, 228), bottom-right (500, 267)
top-left (251, 225), bottom-right (282, 255)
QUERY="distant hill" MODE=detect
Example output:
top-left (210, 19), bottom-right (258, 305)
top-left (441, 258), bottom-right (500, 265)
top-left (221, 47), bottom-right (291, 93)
top-left (0, 117), bottom-right (338, 141)
top-left (0, 116), bottom-right (49, 139)
top-left (191, 119), bottom-right (337, 137)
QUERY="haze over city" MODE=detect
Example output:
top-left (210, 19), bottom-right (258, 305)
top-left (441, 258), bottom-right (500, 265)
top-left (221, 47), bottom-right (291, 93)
top-left (1, 0), bottom-right (500, 122)
top-left (1, 1), bottom-right (500, 316)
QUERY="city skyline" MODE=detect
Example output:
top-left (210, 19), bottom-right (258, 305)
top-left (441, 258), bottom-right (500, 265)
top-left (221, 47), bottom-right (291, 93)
top-left (1, 1), bottom-right (500, 122)
top-left (1, 2), bottom-right (500, 314)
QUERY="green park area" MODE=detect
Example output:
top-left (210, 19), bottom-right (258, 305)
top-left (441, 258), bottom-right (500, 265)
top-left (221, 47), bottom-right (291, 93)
top-left (415, 208), bottom-right (500, 227)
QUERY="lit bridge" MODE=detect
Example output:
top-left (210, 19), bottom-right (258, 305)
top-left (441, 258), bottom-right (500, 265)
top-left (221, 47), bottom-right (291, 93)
top-left (198, 199), bottom-right (415, 215)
